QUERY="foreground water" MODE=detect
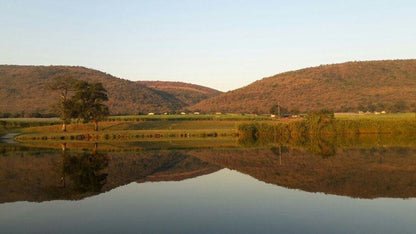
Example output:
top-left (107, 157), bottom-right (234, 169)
top-left (1, 140), bottom-right (416, 233)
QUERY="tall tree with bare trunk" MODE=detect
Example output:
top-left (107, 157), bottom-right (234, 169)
top-left (48, 76), bottom-right (78, 132)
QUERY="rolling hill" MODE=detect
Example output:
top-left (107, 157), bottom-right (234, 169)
top-left (136, 81), bottom-right (222, 106)
top-left (191, 60), bottom-right (416, 113)
top-left (0, 65), bottom-right (221, 116)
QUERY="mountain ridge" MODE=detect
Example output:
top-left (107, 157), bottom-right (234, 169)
top-left (136, 80), bottom-right (222, 106)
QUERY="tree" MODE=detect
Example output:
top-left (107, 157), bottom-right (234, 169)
top-left (390, 100), bottom-right (407, 113)
top-left (270, 104), bottom-right (280, 117)
top-left (270, 103), bottom-right (288, 117)
top-left (72, 81), bottom-right (109, 131)
top-left (48, 76), bottom-right (78, 132)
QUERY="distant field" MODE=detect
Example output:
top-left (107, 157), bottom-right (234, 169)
top-left (335, 113), bottom-right (415, 120)
top-left (0, 118), bottom-right (60, 122)
top-left (108, 114), bottom-right (274, 121)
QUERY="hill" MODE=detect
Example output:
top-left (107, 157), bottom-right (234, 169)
top-left (0, 65), bottom-right (220, 116)
top-left (137, 81), bottom-right (222, 106)
top-left (191, 60), bottom-right (416, 113)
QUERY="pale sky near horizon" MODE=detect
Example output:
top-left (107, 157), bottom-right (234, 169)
top-left (1, 0), bottom-right (415, 91)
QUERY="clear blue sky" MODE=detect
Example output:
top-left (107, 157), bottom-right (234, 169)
top-left (1, 0), bottom-right (415, 91)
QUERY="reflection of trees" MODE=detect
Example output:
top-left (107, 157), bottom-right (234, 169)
top-left (270, 146), bottom-right (289, 165)
top-left (239, 133), bottom-right (337, 158)
top-left (306, 136), bottom-right (337, 158)
top-left (61, 144), bottom-right (108, 193)
top-left (238, 134), bottom-right (273, 147)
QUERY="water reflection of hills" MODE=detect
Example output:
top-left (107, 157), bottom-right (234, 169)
top-left (189, 147), bottom-right (416, 199)
top-left (0, 149), bottom-right (220, 203)
top-left (1, 145), bottom-right (416, 202)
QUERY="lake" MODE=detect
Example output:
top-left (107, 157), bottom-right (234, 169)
top-left (1, 139), bottom-right (416, 233)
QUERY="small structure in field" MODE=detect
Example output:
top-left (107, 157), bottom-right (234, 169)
top-left (148, 112), bottom-right (155, 116)
top-left (215, 112), bottom-right (222, 115)
top-left (180, 112), bottom-right (186, 115)
top-left (194, 112), bottom-right (200, 115)
top-left (271, 114), bottom-right (276, 118)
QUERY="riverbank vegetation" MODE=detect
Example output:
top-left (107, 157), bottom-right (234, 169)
top-left (1, 112), bottom-right (414, 149)
top-left (237, 111), bottom-right (416, 157)
top-left (238, 112), bottom-right (416, 141)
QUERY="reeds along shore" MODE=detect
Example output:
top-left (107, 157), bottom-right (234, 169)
top-left (238, 118), bottom-right (416, 141)
top-left (237, 117), bottom-right (416, 157)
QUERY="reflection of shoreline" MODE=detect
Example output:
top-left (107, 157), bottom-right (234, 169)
top-left (0, 133), bottom-right (20, 144)
top-left (10, 133), bottom-right (416, 153)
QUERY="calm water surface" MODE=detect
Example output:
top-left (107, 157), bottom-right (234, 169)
top-left (1, 142), bottom-right (416, 233)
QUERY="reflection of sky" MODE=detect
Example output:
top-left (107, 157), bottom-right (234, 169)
top-left (1, 169), bottom-right (415, 233)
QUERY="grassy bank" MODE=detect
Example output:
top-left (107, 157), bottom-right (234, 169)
top-left (2, 114), bottom-right (273, 138)
top-left (14, 118), bottom-right (271, 142)
top-left (108, 114), bottom-right (274, 121)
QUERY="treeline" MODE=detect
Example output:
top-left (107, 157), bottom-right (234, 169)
top-left (0, 119), bottom-right (60, 130)
top-left (0, 112), bottom-right (57, 118)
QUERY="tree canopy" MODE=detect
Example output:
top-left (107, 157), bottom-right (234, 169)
top-left (50, 78), bottom-right (109, 131)
top-left (72, 81), bottom-right (109, 131)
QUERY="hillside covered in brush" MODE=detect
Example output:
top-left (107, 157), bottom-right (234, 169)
top-left (136, 81), bottom-right (222, 106)
top-left (0, 65), bottom-right (220, 116)
top-left (191, 60), bottom-right (416, 113)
